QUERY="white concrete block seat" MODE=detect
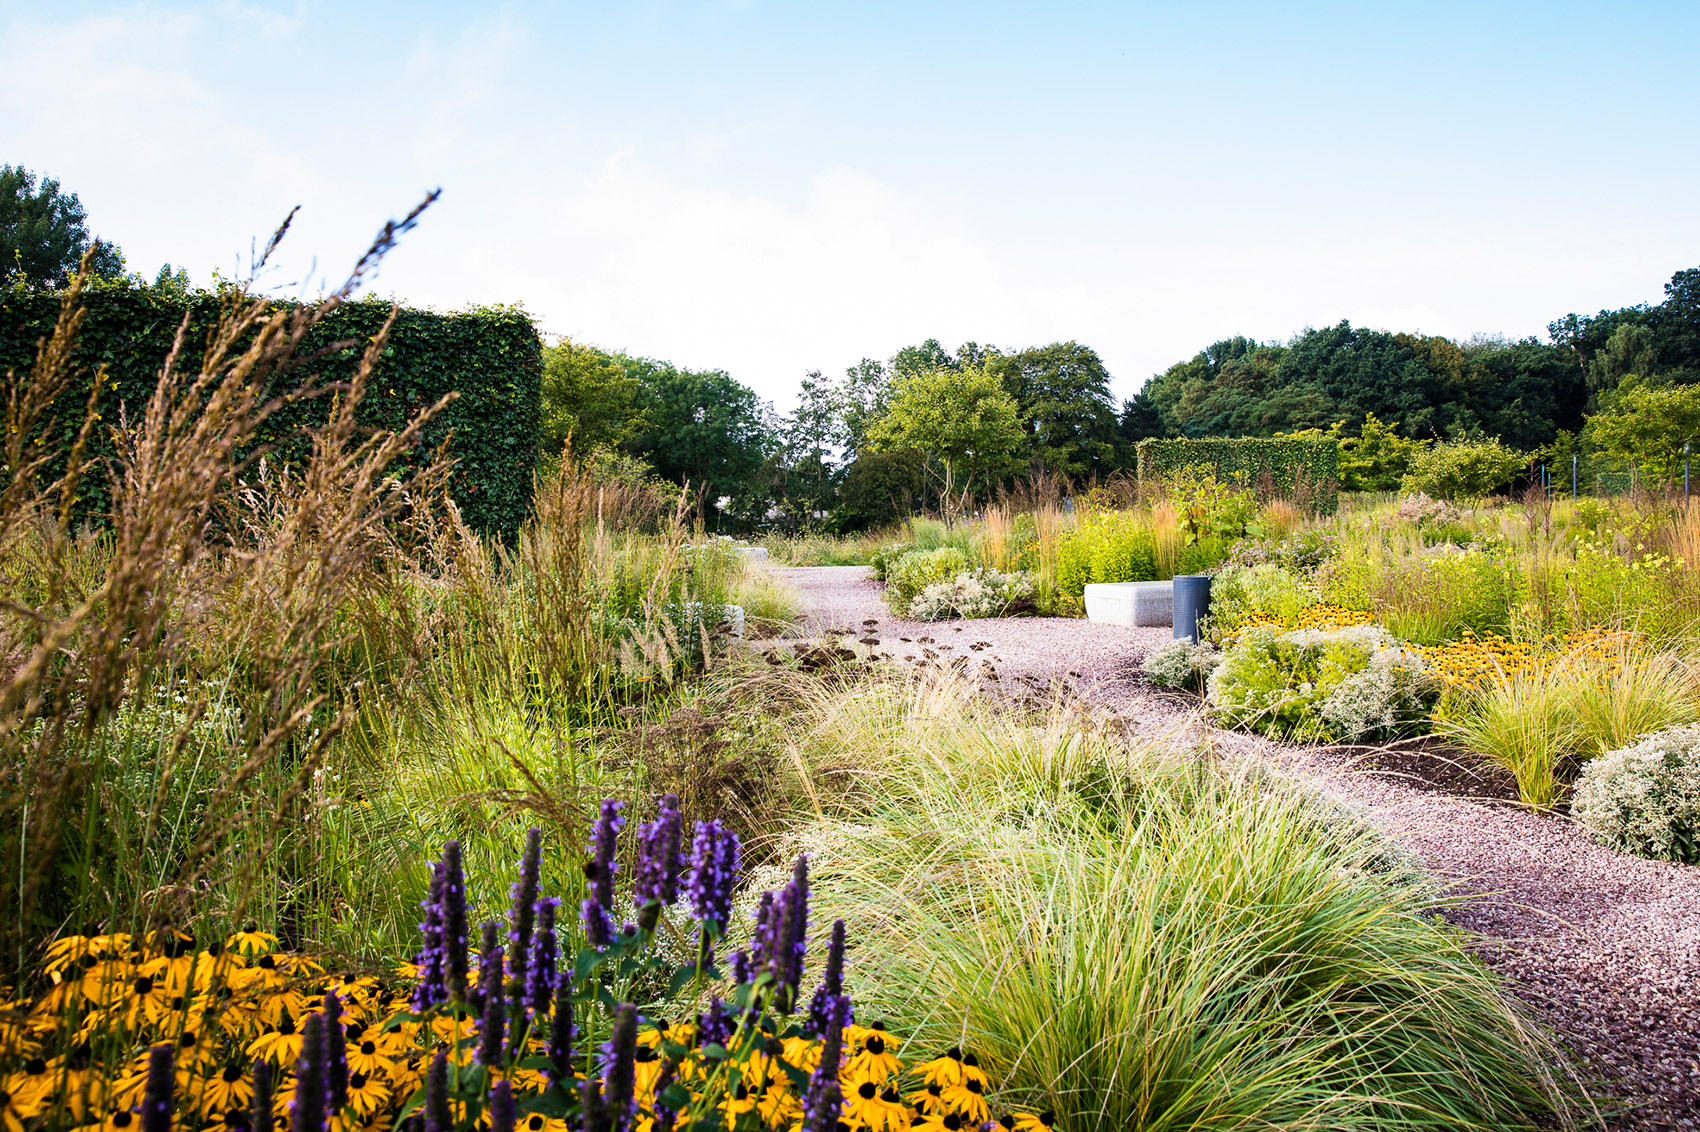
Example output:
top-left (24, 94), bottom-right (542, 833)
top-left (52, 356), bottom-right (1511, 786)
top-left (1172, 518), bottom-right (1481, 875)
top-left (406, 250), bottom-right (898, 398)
top-left (1083, 580), bottom-right (1173, 627)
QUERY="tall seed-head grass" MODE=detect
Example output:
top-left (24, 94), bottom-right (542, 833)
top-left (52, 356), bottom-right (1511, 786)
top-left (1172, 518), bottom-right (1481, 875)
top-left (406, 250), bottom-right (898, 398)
top-left (1563, 645), bottom-right (1699, 758)
top-left (1433, 659), bottom-right (1577, 807)
top-left (790, 672), bottom-right (1576, 1131)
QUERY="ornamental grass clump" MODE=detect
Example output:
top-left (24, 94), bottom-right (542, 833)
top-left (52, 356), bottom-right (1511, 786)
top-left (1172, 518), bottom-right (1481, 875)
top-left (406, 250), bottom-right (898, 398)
top-left (795, 670), bottom-right (1576, 1132)
top-left (0, 803), bottom-right (1045, 1132)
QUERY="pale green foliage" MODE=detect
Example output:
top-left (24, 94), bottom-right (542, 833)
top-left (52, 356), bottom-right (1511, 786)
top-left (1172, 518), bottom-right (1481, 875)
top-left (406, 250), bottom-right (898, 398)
top-left (1141, 638), bottom-right (1223, 690)
top-left (1055, 511), bottom-right (1156, 596)
top-left (1400, 437), bottom-right (1526, 500)
top-left (907, 567), bottom-right (1034, 620)
top-left (1207, 625), bottom-right (1436, 742)
top-left (1207, 562), bottom-right (1319, 632)
top-left (1573, 724), bottom-right (1700, 863)
top-left (884, 546), bottom-right (970, 614)
top-left (868, 542), bottom-right (915, 581)
top-left (866, 363), bottom-right (1025, 501)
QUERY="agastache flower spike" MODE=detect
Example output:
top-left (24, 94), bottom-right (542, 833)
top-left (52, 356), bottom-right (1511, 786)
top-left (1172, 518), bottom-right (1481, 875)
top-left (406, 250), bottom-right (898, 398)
top-left (526, 897), bottom-right (559, 1017)
top-left (652, 1059), bottom-right (679, 1132)
top-left (772, 854), bottom-right (810, 1013)
top-left (291, 1012), bottom-right (325, 1132)
top-left (489, 1079), bottom-right (516, 1132)
top-left (508, 827), bottom-right (543, 987)
top-left (547, 978), bottom-right (576, 1086)
top-left (412, 857), bottom-right (448, 1012)
top-left (252, 1059), bottom-right (275, 1132)
top-left (685, 819), bottom-right (740, 967)
top-left (322, 989), bottom-right (348, 1112)
top-left (800, 995), bottom-right (851, 1132)
top-left (806, 919), bottom-right (850, 1038)
top-left (633, 794), bottom-right (683, 932)
top-left (476, 934), bottom-right (506, 1067)
top-left (141, 1045), bottom-right (174, 1132)
top-left (422, 1051), bottom-right (451, 1132)
top-left (696, 995), bottom-right (735, 1051)
top-left (601, 1003), bottom-right (639, 1132)
top-left (441, 841), bottom-right (470, 1003)
top-left (748, 891), bottom-right (776, 972)
top-left (581, 800), bottom-right (625, 949)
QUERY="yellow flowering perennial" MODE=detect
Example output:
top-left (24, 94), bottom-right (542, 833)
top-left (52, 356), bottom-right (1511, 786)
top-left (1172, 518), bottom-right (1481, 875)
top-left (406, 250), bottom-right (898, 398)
top-left (0, 932), bottom-right (1045, 1132)
top-left (1412, 626), bottom-right (1638, 688)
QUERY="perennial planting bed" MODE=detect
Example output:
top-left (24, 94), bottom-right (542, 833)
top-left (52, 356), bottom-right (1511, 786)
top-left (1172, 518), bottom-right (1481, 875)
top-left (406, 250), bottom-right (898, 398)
top-left (777, 565), bottom-right (1700, 1132)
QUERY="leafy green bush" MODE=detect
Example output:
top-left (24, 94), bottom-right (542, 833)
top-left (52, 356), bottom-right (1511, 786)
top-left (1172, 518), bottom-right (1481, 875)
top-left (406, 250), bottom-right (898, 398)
top-left (1400, 437), bottom-right (1526, 501)
top-left (1208, 625), bottom-right (1438, 742)
top-left (868, 541), bottom-right (916, 581)
top-left (885, 546), bottom-right (970, 613)
top-left (1141, 638), bottom-right (1223, 690)
top-left (1207, 562), bottom-right (1320, 633)
top-left (907, 567), bottom-right (1034, 620)
top-left (1055, 511), bottom-right (1156, 596)
top-left (1573, 724), bottom-right (1700, 862)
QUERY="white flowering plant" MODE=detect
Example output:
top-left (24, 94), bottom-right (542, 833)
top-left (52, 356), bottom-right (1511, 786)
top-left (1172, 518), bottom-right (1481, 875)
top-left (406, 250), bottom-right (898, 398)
top-left (906, 568), bottom-right (1035, 620)
top-left (1141, 638), bottom-right (1224, 691)
top-left (1572, 725), bottom-right (1700, 864)
top-left (1206, 624), bottom-right (1438, 743)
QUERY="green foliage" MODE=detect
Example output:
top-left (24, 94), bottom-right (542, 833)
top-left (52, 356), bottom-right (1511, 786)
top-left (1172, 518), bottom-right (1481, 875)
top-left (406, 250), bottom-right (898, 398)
top-left (867, 541), bottom-right (915, 581)
top-left (1574, 724), bottom-right (1700, 863)
top-left (1141, 638), bottom-right (1223, 690)
top-left (624, 358), bottom-right (777, 525)
top-left (884, 546), bottom-right (969, 613)
top-left (1330, 413), bottom-right (1428, 491)
top-left (831, 450), bottom-right (924, 532)
top-left (0, 281), bottom-right (542, 537)
top-left (868, 364), bottom-right (1025, 502)
top-left (1137, 437), bottom-right (1339, 514)
top-left (1399, 437), bottom-right (1525, 501)
top-left (1055, 511), bottom-right (1156, 597)
top-left (1, 164), bottom-right (124, 287)
top-left (1375, 543), bottom-right (1519, 645)
top-left (1207, 563), bottom-right (1320, 633)
top-left (540, 337), bottom-right (645, 456)
top-left (984, 341), bottom-right (1119, 479)
top-left (1208, 625), bottom-right (1437, 743)
top-left (1167, 463), bottom-right (1267, 544)
top-left (1585, 375), bottom-right (1700, 484)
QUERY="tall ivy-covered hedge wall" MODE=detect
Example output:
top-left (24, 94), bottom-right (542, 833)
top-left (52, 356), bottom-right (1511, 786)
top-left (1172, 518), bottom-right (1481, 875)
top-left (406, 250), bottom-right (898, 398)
top-left (0, 284), bottom-right (543, 538)
top-left (1136, 436), bottom-right (1340, 514)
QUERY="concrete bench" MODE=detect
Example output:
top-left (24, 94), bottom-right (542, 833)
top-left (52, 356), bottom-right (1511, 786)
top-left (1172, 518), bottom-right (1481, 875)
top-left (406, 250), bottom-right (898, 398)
top-left (1083, 581), bottom-right (1172, 627)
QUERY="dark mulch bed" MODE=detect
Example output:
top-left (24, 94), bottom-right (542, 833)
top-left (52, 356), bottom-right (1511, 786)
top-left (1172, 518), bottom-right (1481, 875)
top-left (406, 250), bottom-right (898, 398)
top-left (1338, 735), bottom-right (1524, 804)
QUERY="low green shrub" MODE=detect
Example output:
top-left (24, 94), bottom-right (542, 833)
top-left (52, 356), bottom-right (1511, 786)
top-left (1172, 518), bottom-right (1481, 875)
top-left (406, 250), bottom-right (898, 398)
top-left (1055, 511), bottom-right (1156, 596)
top-left (885, 546), bottom-right (970, 613)
top-left (1141, 638), bottom-right (1223, 690)
top-left (907, 567), bottom-right (1035, 620)
top-left (868, 541), bottom-right (916, 581)
top-left (1207, 562), bottom-right (1320, 633)
top-left (1208, 624), bottom-right (1438, 742)
top-left (1573, 724), bottom-right (1700, 863)
top-left (1400, 437), bottom-right (1526, 501)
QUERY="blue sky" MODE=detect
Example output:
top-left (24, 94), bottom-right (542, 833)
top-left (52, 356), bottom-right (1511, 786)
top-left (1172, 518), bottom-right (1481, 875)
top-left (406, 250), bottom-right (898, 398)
top-left (4, 1), bottom-right (1697, 408)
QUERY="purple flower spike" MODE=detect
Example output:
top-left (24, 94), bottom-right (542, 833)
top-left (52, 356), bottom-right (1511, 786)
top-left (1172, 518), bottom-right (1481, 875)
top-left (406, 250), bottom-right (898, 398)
top-left (412, 857), bottom-right (448, 1012)
top-left (490, 1079), bottom-right (516, 1132)
top-left (634, 794), bottom-right (683, 932)
top-left (800, 995), bottom-right (851, 1132)
top-left (290, 1012), bottom-right (325, 1132)
top-left (685, 819), bottom-right (740, 967)
top-left (772, 855), bottom-right (810, 1012)
top-left (748, 891), bottom-right (776, 971)
top-left (806, 919), bottom-right (850, 1038)
top-left (582, 800), bottom-right (625, 949)
top-left (653, 1059), bottom-right (679, 1132)
top-left (322, 989), bottom-right (348, 1112)
top-left (601, 1003), bottom-right (639, 1132)
top-left (526, 897), bottom-right (560, 1018)
top-left (142, 1044), bottom-right (174, 1132)
top-left (476, 935), bottom-right (506, 1067)
top-left (509, 827), bottom-right (543, 986)
top-left (441, 841), bottom-right (470, 1003)
top-left (696, 995), bottom-right (735, 1051)
top-left (251, 1059), bottom-right (275, 1132)
top-left (547, 978), bottom-right (576, 1086)
top-left (423, 1050), bottom-right (451, 1132)
top-left (729, 949), bottom-right (752, 986)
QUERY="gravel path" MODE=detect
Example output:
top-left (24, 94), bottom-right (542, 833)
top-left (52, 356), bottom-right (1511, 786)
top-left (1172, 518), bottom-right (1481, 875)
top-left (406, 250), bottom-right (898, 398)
top-left (775, 566), bottom-right (1700, 1131)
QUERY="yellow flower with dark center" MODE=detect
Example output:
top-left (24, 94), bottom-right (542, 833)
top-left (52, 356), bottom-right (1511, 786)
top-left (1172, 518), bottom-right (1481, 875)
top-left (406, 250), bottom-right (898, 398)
top-left (92, 1108), bottom-right (141, 1132)
top-left (198, 1064), bottom-right (251, 1114)
top-left (347, 1027), bottom-right (403, 1077)
top-left (517, 1113), bottom-right (572, 1132)
top-left (846, 1081), bottom-right (909, 1132)
top-left (1, 1059), bottom-right (52, 1116)
top-left (120, 967), bottom-right (172, 1028)
top-left (940, 1077), bottom-right (990, 1124)
top-left (245, 1011), bottom-right (306, 1066)
top-left (1011, 1112), bottom-right (1055, 1132)
top-left (346, 1070), bottom-right (392, 1116)
top-left (843, 1027), bottom-right (901, 1084)
top-left (912, 1048), bottom-right (966, 1089)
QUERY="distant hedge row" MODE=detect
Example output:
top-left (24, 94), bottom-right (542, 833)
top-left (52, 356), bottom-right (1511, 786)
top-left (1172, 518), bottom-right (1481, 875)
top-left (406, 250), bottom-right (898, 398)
top-left (0, 284), bottom-right (543, 538)
top-left (1136, 437), bottom-right (1340, 514)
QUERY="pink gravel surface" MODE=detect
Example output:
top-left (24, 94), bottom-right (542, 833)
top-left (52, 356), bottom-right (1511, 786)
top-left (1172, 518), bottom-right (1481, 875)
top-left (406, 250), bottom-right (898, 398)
top-left (775, 566), bottom-right (1700, 1131)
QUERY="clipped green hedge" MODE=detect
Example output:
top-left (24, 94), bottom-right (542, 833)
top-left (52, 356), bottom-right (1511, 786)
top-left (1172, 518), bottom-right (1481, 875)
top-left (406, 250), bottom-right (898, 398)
top-left (1, 283), bottom-right (543, 538)
top-left (1136, 437), bottom-right (1339, 514)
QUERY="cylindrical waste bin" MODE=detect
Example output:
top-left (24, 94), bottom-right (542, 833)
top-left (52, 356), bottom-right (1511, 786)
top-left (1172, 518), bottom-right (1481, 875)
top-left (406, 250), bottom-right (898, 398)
top-left (1173, 574), bottom-right (1212, 642)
